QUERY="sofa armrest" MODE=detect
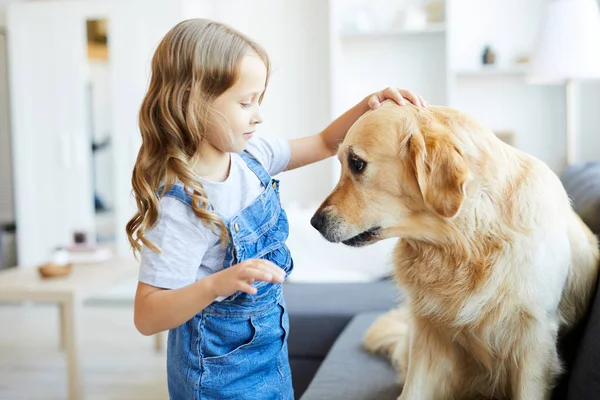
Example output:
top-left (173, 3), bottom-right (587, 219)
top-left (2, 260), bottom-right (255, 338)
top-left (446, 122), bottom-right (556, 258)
top-left (558, 162), bottom-right (600, 398)
top-left (560, 162), bottom-right (600, 235)
top-left (564, 277), bottom-right (600, 399)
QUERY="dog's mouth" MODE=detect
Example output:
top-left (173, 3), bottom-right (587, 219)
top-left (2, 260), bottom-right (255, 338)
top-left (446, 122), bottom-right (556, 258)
top-left (342, 227), bottom-right (381, 247)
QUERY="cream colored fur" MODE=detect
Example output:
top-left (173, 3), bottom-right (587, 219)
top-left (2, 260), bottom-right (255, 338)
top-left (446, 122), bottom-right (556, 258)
top-left (313, 102), bottom-right (600, 400)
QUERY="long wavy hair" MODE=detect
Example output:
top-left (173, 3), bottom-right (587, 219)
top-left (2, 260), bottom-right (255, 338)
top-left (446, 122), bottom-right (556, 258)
top-left (126, 19), bottom-right (270, 254)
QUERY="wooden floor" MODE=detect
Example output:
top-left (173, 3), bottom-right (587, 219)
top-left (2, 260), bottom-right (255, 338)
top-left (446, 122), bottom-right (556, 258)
top-left (0, 302), bottom-right (168, 400)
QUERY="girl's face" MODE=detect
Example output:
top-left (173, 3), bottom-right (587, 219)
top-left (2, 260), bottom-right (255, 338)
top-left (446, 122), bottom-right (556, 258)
top-left (207, 53), bottom-right (267, 153)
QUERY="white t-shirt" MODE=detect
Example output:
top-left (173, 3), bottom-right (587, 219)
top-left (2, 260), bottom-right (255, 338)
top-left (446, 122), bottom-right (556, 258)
top-left (138, 135), bottom-right (291, 290)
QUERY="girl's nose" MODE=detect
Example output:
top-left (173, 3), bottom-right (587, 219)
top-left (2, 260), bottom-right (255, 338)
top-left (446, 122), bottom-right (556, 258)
top-left (252, 109), bottom-right (263, 125)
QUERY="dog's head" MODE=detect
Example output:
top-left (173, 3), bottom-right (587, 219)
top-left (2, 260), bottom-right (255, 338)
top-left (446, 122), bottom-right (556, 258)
top-left (311, 102), bottom-right (471, 246)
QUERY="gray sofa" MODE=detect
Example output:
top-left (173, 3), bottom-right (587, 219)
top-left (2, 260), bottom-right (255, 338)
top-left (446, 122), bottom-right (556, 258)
top-left (284, 281), bottom-right (401, 398)
top-left (284, 162), bottom-right (600, 400)
top-left (284, 280), bottom-right (401, 399)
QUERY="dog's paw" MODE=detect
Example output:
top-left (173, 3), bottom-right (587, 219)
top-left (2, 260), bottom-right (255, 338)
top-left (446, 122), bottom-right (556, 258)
top-left (364, 313), bottom-right (404, 355)
top-left (363, 305), bottom-right (410, 378)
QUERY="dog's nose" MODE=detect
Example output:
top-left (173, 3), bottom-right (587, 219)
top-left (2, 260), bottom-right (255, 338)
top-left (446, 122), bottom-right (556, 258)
top-left (310, 212), bottom-right (326, 232)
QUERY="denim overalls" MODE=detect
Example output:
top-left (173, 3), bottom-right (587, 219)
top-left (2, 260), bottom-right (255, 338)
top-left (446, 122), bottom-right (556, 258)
top-left (163, 152), bottom-right (294, 400)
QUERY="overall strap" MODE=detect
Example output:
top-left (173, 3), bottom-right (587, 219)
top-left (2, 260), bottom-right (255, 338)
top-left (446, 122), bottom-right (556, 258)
top-left (158, 184), bottom-right (220, 218)
top-left (239, 151), bottom-right (271, 187)
top-left (159, 184), bottom-right (194, 207)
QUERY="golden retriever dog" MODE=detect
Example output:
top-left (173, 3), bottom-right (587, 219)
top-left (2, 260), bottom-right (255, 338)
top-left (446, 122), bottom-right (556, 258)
top-left (310, 101), bottom-right (599, 400)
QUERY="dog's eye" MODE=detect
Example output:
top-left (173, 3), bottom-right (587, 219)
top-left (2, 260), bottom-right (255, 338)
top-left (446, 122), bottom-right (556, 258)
top-left (350, 157), bottom-right (366, 173)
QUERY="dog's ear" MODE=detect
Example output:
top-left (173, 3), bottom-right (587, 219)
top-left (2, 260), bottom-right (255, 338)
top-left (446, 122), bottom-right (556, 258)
top-left (407, 122), bottom-right (470, 218)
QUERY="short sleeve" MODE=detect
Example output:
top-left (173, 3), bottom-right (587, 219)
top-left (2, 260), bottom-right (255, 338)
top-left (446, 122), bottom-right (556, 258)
top-left (245, 134), bottom-right (291, 176)
top-left (138, 196), bottom-right (210, 289)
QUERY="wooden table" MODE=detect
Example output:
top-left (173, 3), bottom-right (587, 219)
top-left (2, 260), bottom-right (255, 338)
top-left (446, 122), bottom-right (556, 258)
top-left (0, 258), bottom-right (162, 400)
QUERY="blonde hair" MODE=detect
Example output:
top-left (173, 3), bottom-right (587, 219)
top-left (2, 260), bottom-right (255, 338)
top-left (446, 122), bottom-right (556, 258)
top-left (126, 19), bottom-right (270, 254)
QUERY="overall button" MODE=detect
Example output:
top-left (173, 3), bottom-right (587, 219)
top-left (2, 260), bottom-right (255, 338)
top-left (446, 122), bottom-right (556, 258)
top-left (234, 222), bottom-right (240, 233)
top-left (272, 181), bottom-right (277, 189)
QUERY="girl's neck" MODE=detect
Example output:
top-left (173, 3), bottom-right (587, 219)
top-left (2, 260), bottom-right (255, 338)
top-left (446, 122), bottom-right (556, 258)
top-left (194, 143), bottom-right (231, 183)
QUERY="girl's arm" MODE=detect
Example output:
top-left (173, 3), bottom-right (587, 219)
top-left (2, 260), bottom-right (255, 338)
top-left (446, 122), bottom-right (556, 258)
top-left (134, 259), bottom-right (286, 335)
top-left (285, 87), bottom-right (426, 171)
top-left (134, 279), bottom-right (216, 336)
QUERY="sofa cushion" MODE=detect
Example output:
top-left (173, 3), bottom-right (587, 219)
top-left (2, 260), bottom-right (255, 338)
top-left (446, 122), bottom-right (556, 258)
top-left (300, 307), bottom-right (599, 400)
top-left (284, 281), bottom-right (401, 359)
top-left (558, 161), bottom-right (600, 399)
top-left (300, 312), bottom-right (400, 400)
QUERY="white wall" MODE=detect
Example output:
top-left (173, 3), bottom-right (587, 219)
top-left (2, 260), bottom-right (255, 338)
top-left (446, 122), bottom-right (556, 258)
top-left (578, 81), bottom-right (600, 162)
top-left (208, 0), bottom-right (332, 209)
top-left (582, 0), bottom-right (600, 162)
top-left (0, 0), bottom-right (20, 26)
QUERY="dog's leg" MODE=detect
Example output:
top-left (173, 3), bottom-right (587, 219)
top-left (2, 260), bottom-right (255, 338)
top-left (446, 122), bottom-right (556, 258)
top-left (398, 319), bottom-right (459, 400)
top-left (511, 322), bottom-right (561, 400)
top-left (364, 305), bottom-right (410, 385)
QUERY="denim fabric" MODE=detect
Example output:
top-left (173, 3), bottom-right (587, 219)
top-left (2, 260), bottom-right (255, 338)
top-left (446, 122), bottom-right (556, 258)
top-left (163, 152), bottom-right (294, 400)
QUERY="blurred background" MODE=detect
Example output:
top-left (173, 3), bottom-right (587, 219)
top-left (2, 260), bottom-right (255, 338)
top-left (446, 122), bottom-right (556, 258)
top-left (0, 0), bottom-right (599, 399)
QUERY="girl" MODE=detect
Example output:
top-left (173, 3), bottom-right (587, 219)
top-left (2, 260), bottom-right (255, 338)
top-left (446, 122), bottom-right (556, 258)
top-left (127, 18), bottom-right (426, 400)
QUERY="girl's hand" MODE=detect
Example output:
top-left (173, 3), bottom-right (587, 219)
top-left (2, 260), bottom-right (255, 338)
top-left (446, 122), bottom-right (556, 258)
top-left (367, 87), bottom-right (427, 110)
top-left (206, 259), bottom-right (286, 298)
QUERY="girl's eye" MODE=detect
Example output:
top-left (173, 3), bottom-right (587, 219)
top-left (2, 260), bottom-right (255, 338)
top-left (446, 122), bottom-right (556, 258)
top-left (241, 103), bottom-right (252, 109)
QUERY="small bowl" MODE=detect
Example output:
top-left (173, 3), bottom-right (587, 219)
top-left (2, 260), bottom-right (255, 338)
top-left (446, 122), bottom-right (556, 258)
top-left (38, 263), bottom-right (73, 279)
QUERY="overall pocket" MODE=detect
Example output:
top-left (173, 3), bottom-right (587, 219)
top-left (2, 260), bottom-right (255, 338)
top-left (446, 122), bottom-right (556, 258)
top-left (201, 314), bottom-right (258, 364)
top-left (200, 305), bottom-right (286, 397)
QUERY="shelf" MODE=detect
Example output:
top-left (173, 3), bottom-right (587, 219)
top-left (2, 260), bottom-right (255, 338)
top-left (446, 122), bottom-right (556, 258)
top-left (339, 23), bottom-right (445, 39)
top-left (453, 65), bottom-right (528, 77)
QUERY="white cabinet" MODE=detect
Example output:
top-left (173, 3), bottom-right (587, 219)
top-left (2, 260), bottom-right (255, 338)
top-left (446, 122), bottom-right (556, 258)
top-left (6, 0), bottom-right (209, 266)
top-left (8, 3), bottom-right (93, 267)
top-left (0, 28), bottom-right (13, 225)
